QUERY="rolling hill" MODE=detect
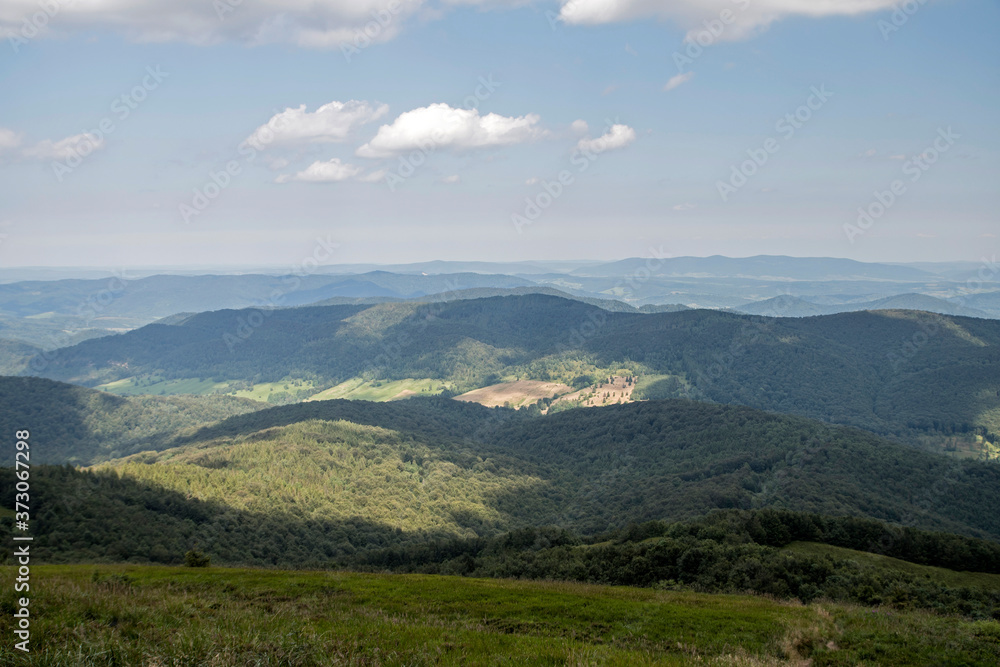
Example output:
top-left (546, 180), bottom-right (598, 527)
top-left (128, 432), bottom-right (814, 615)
top-left (5, 391), bottom-right (1000, 572)
top-left (26, 294), bottom-right (1000, 446)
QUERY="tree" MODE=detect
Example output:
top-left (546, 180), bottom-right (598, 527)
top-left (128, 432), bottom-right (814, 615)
top-left (185, 547), bottom-right (211, 567)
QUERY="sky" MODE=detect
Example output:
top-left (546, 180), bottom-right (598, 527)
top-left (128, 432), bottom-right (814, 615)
top-left (0, 0), bottom-right (997, 268)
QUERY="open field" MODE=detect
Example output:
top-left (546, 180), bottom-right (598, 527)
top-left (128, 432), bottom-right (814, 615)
top-left (1, 565), bottom-right (998, 665)
top-left (306, 377), bottom-right (453, 402)
top-left (454, 379), bottom-right (574, 408)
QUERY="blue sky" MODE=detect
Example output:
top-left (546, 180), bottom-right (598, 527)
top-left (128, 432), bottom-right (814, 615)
top-left (0, 0), bottom-right (997, 268)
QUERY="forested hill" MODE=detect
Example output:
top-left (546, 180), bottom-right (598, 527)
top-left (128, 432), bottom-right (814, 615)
top-left (5, 396), bottom-right (1000, 570)
top-left (0, 376), bottom-right (266, 464)
top-left (28, 294), bottom-right (1000, 442)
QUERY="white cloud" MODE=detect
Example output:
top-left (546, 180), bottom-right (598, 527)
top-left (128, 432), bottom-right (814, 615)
top-left (663, 72), bottom-right (694, 91)
top-left (275, 157), bottom-right (362, 183)
top-left (570, 119), bottom-right (589, 134)
top-left (0, 0), bottom-right (424, 49)
top-left (442, 174), bottom-right (461, 183)
top-left (356, 103), bottom-right (545, 158)
top-left (0, 128), bottom-right (22, 153)
top-left (21, 132), bottom-right (105, 160)
top-left (0, 0), bottom-right (915, 48)
top-left (246, 100), bottom-right (387, 150)
top-left (576, 124), bottom-right (636, 154)
top-left (557, 0), bottom-right (910, 42)
top-left (673, 202), bottom-right (696, 211)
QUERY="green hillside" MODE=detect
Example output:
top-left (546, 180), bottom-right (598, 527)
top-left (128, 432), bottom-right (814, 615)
top-left (5, 396), bottom-right (1000, 575)
top-left (353, 509), bottom-right (1000, 615)
top-left (27, 295), bottom-right (1000, 447)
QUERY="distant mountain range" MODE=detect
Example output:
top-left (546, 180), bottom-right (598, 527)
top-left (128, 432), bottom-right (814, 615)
top-left (569, 255), bottom-right (937, 281)
top-left (737, 293), bottom-right (992, 319)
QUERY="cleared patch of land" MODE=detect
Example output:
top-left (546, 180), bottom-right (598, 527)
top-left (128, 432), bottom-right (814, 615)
top-left (306, 377), bottom-right (452, 402)
top-left (455, 379), bottom-right (574, 408)
top-left (3, 565), bottom-right (997, 665)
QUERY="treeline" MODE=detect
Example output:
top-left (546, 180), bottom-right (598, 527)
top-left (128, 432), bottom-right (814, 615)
top-left (352, 509), bottom-right (1000, 620)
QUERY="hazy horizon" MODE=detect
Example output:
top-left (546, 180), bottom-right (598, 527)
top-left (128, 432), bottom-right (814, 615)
top-left (2, 1), bottom-right (997, 269)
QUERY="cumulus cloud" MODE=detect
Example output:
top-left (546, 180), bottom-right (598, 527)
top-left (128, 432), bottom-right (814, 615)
top-left (356, 103), bottom-right (546, 158)
top-left (246, 100), bottom-right (388, 150)
top-left (275, 157), bottom-right (363, 183)
top-left (557, 0), bottom-right (909, 42)
top-left (576, 124), bottom-right (636, 154)
top-left (0, 0), bottom-right (424, 49)
top-left (570, 119), bottom-right (589, 134)
top-left (663, 72), bottom-right (694, 91)
top-left (21, 132), bottom-right (105, 160)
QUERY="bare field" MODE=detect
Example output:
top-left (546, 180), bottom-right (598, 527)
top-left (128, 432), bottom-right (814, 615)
top-left (455, 380), bottom-right (574, 408)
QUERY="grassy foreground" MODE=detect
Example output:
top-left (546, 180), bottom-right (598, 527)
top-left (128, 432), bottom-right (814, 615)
top-left (2, 566), bottom-right (999, 665)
